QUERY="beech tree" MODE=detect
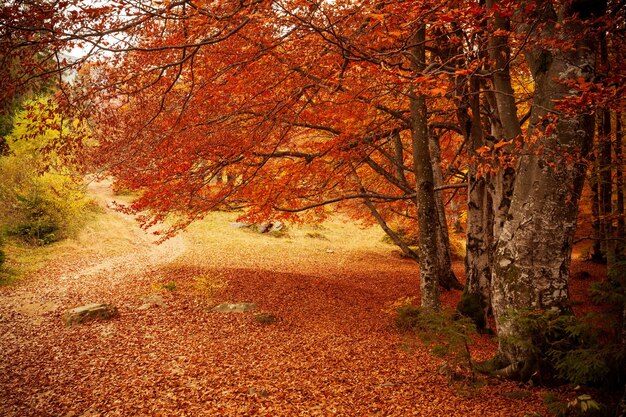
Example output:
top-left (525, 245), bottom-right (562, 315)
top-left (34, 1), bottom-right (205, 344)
top-left (486, 0), bottom-right (608, 379)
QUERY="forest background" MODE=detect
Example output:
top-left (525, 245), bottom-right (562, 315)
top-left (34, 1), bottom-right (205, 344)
top-left (1, 0), bottom-right (626, 413)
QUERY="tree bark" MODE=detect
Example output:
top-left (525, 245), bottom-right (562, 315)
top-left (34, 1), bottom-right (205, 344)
top-left (363, 198), bottom-right (420, 262)
top-left (599, 33), bottom-right (614, 264)
top-left (462, 77), bottom-right (494, 330)
top-left (429, 133), bottom-right (463, 290)
top-left (589, 153), bottom-right (605, 262)
top-left (410, 25), bottom-right (440, 311)
top-left (616, 113), bottom-right (625, 259)
top-left (489, 0), bottom-right (603, 380)
top-left (485, 0), bottom-right (522, 245)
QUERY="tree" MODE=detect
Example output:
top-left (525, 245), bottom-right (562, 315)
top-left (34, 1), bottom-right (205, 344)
top-left (487, 0), bottom-right (608, 379)
top-left (67, 0), bottom-right (465, 291)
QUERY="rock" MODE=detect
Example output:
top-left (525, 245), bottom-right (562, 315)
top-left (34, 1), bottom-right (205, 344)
top-left (254, 313), bottom-right (277, 324)
top-left (212, 302), bottom-right (258, 313)
top-left (269, 221), bottom-right (284, 232)
top-left (137, 294), bottom-right (165, 310)
top-left (63, 304), bottom-right (118, 326)
top-left (257, 221), bottom-right (285, 234)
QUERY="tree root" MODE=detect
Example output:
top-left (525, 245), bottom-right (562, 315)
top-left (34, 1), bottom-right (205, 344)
top-left (474, 354), bottom-right (536, 382)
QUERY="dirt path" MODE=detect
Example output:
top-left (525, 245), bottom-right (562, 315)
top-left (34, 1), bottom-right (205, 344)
top-left (0, 180), bottom-right (186, 325)
top-left (60, 179), bottom-right (186, 283)
top-left (0, 182), bottom-right (551, 417)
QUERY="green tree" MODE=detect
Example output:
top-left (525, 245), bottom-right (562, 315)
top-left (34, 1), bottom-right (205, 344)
top-left (0, 97), bottom-right (91, 246)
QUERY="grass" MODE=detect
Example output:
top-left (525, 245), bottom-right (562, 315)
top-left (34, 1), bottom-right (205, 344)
top-left (0, 177), bottom-right (401, 286)
top-left (180, 211), bottom-right (392, 273)
top-left (0, 237), bottom-right (67, 285)
top-left (0, 200), bottom-right (139, 285)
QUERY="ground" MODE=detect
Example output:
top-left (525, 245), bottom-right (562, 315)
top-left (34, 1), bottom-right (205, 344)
top-left (0, 181), bottom-right (606, 416)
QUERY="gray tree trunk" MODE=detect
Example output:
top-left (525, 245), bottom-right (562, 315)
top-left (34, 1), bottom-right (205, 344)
top-left (599, 34), bottom-right (614, 264)
top-left (589, 155), bottom-right (605, 262)
top-left (486, 0), bottom-right (521, 245)
top-left (463, 78), bottom-right (494, 330)
top-left (616, 114), bottom-right (625, 258)
top-left (410, 25), bottom-right (440, 311)
top-left (489, 1), bottom-right (603, 380)
top-left (429, 133), bottom-right (463, 290)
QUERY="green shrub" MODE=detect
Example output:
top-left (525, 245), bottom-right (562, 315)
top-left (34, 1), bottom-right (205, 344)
top-left (394, 304), bottom-right (477, 379)
top-left (6, 193), bottom-right (61, 245)
top-left (513, 310), bottom-right (624, 386)
top-left (395, 304), bottom-right (422, 330)
top-left (0, 97), bottom-right (91, 246)
top-left (543, 391), bottom-right (606, 417)
top-left (544, 391), bottom-right (568, 417)
top-left (456, 291), bottom-right (487, 331)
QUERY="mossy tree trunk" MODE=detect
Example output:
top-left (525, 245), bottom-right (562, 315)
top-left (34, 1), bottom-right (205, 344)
top-left (489, 0), bottom-right (604, 380)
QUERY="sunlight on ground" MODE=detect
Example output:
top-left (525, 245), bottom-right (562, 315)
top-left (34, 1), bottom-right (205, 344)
top-left (181, 211), bottom-right (396, 275)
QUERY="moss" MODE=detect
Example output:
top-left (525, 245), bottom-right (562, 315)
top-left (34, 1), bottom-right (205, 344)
top-left (395, 304), bottom-right (421, 330)
top-left (457, 292), bottom-right (486, 331)
top-left (497, 262), bottom-right (527, 303)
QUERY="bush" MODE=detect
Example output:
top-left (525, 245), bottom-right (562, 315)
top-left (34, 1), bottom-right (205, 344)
top-left (395, 304), bottom-right (422, 330)
top-left (393, 303), bottom-right (477, 379)
top-left (513, 310), bottom-right (624, 386)
top-left (456, 291), bottom-right (487, 332)
top-left (0, 97), bottom-right (91, 245)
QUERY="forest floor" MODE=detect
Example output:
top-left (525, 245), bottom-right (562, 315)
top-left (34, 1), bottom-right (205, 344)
top-left (0, 180), bottom-right (608, 416)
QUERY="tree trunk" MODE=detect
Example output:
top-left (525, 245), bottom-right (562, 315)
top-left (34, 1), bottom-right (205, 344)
top-left (485, 0), bottom-right (522, 246)
top-left (363, 198), bottom-right (420, 262)
top-left (489, 0), bottom-right (603, 380)
top-left (429, 133), bottom-right (463, 290)
top-left (589, 153), bottom-right (605, 262)
top-left (599, 33), bottom-right (614, 264)
top-left (462, 78), bottom-right (494, 331)
top-left (616, 113), bottom-right (625, 259)
top-left (410, 25), bottom-right (440, 311)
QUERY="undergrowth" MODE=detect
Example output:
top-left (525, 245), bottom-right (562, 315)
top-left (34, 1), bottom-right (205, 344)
top-left (193, 274), bottom-right (228, 301)
top-left (391, 300), bottom-right (478, 384)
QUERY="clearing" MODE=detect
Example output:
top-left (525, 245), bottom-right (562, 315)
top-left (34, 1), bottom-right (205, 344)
top-left (0, 181), bottom-right (602, 416)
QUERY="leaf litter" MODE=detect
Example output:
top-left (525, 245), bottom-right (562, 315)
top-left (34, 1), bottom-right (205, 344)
top-left (0, 182), bottom-right (604, 416)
